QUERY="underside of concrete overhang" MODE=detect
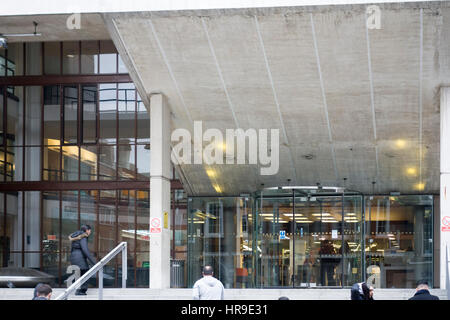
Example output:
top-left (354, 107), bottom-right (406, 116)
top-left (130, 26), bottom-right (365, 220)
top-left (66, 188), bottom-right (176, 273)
top-left (9, 2), bottom-right (447, 196)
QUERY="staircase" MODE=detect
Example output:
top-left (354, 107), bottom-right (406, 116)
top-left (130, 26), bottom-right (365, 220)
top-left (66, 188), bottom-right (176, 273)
top-left (0, 288), bottom-right (447, 300)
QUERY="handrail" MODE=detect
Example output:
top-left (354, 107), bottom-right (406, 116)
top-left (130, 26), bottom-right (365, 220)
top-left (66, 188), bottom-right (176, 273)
top-left (55, 242), bottom-right (127, 300)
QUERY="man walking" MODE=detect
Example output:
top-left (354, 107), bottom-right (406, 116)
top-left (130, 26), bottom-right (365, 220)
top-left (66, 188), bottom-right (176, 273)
top-left (409, 280), bottom-right (439, 300)
top-left (69, 224), bottom-right (96, 295)
top-left (193, 265), bottom-right (224, 300)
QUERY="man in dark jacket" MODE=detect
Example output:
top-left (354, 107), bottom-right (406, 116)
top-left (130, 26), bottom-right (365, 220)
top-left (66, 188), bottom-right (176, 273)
top-left (69, 224), bottom-right (96, 295)
top-left (409, 280), bottom-right (439, 300)
top-left (32, 283), bottom-right (52, 300)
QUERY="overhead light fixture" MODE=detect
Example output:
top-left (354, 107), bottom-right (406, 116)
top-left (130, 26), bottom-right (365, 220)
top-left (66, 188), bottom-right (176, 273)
top-left (395, 139), bottom-right (406, 149)
top-left (206, 169), bottom-right (216, 178)
top-left (213, 184), bottom-right (222, 193)
top-left (406, 167), bottom-right (417, 176)
top-left (415, 182), bottom-right (425, 191)
top-left (312, 213), bottom-right (331, 216)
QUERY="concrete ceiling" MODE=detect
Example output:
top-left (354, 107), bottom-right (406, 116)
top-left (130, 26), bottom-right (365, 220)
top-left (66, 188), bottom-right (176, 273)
top-left (0, 14), bottom-right (110, 42)
top-left (103, 3), bottom-right (448, 195)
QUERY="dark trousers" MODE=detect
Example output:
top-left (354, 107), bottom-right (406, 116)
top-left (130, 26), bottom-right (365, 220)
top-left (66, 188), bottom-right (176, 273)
top-left (320, 261), bottom-right (336, 286)
top-left (76, 269), bottom-right (89, 293)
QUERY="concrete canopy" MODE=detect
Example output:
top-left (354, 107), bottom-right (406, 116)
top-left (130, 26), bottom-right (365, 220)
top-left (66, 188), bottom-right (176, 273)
top-left (103, 2), bottom-right (447, 195)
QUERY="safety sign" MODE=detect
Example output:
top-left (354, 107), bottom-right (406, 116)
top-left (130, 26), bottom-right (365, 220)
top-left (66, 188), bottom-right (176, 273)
top-left (442, 216), bottom-right (450, 232)
top-left (150, 217), bottom-right (162, 233)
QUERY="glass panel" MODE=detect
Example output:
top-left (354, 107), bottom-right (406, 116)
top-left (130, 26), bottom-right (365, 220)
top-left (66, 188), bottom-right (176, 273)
top-left (99, 40), bottom-right (117, 74)
top-left (24, 191), bottom-right (40, 265)
top-left (25, 42), bottom-right (42, 76)
top-left (136, 190), bottom-right (149, 287)
top-left (187, 197), bottom-right (250, 289)
top-left (80, 190), bottom-right (97, 254)
top-left (80, 145), bottom-right (97, 180)
top-left (82, 85), bottom-right (97, 143)
top-left (118, 190), bottom-right (135, 286)
top-left (61, 191), bottom-right (79, 254)
top-left (0, 49), bottom-right (5, 76)
top-left (118, 144), bottom-right (135, 180)
top-left (5, 192), bottom-right (19, 267)
top-left (25, 86), bottom-right (42, 146)
top-left (62, 41), bottom-right (79, 74)
top-left (81, 41), bottom-right (99, 74)
top-left (63, 85), bottom-right (78, 144)
top-left (24, 146), bottom-right (41, 181)
top-left (5, 145), bottom-right (15, 181)
top-left (99, 190), bottom-right (116, 253)
top-left (99, 145), bottom-right (116, 180)
top-left (44, 42), bottom-right (61, 75)
top-left (43, 146), bottom-right (60, 181)
top-left (6, 43), bottom-right (23, 76)
top-left (136, 93), bottom-right (149, 144)
top-left (44, 85), bottom-right (60, 145)
top-left (136, 144), bottom-right (150, 180)
top-left (118, 54), bottom-right (128, 73)
top-left (7, 86), bottom-right (24, 146)
top-left (42, 191), bottom-right (60, 275)
top-left (62, 145), bottom-right (79, 180)
top-left (365, 195), bottom-right (433, 288)
top-left (118, 82), bottom-right (135, 142)
top-left (99, 83), bottom-right (117, 144)
top-left (13, 145), bottom-right (22, 181)
top-left (0, 87), bottom-right (3, 146)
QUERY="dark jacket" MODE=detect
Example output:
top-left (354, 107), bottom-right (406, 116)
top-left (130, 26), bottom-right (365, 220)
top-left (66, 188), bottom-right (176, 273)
top-left (408, 289), bottom-right (440, 300)
top-left (350, 282), bottom-right (374, 300)
top-left (69, 231), bottom-right (96, 270)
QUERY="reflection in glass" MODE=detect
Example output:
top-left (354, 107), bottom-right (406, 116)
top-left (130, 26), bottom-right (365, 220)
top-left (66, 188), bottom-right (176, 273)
top-left (81, 41), bottom-right (99, 74)
top-left (99, 190), bottom-right (116, 253)
top-left (136, 144), bottom-right (150, 180)
top-left (25, 86), bottom-right (42, 146)
top-left (118, 144), bottom-right (135, 180)
top-left (42, 191), bottom-right (60, 277)
top-left (62, 41), bottom-right (80, 74)
top-left (7, 86), bottom-right (24, 146)
top-left (25, 42), bottom-right (42, 75)
top-left (364, 195), bottom-right (433, 288)
top-left (136, 93), bottom-right (149, 144)
top-left (61, 191), bottom-right (79, 254)
top-left (99, 40), bottom-right (117, 74)
top-left (99, 145), bottom-right (116, 180)
top-left (64, 86), bottom-right (78, 144)
top-left (43, 146), bottom-right (60, 181)
top-left (44, 42), bottom-right (61, 75)
top-left (81, 190), bottom-right (97, 253)
top-left (44, 85), bottom-right (60, 144)
top-left (118, 82), bottom-right (135, 141)
top-left (99, 83), bottom-right (117, 144)
top-left (62, 146), bottom-right (79, 181)
top-left (80, 145), bottom-right (97, 180)
top-left (82, 85), bottom-right (97, 143)
top-left (6, 43), bottom-right (23, 76)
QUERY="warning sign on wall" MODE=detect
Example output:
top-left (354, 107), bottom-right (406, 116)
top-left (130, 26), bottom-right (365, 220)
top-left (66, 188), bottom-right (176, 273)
top-left (442, 216), bottom-right (450, 232)
top-left (150, 217), bottom-right (161, 233)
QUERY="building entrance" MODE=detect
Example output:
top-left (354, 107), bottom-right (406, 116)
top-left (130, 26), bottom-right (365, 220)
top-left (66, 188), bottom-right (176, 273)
top-left (254, 187), bottom-right (363, 288)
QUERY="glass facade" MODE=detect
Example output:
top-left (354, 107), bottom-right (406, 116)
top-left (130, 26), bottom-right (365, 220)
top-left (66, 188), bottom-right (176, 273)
top-left (0, 41), bottom-right (186, 288)
top-left (187, 189), bottom-right (434, 289)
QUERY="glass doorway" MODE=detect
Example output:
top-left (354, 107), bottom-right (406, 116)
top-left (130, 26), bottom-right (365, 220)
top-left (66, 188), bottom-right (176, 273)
top-left (254, 187), bottom-right (363, 288)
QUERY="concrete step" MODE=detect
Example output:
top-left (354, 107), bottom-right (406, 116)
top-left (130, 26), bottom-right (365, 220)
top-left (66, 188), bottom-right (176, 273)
top-left (0, 288), bottom-right (447, 300)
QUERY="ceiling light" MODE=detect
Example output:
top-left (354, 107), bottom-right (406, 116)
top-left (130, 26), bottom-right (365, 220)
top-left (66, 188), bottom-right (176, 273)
top-left (414, 182), bottom-right (425, 191)
top-left (395, 139), bottom-right (406, 149)
top-left (406, 167), bottom-right (417, 176)
top-left (206, 169), bottom-right (216, 178)
top-left (312, 213), bottom-right (331, 216)
top-left (213, 184), bottom-right (222, 193)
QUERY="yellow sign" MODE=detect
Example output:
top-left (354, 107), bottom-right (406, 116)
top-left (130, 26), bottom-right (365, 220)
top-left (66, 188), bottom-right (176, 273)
top-left (163, 211), bottom-right (169, 229)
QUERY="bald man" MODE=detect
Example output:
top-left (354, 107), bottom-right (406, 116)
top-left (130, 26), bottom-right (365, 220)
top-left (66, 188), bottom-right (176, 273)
top-left (193, 266), bottom-right (224, 300)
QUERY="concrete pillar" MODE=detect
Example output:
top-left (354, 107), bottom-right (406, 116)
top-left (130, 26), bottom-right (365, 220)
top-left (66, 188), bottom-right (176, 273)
top-left (440, 87), bottom-right (450, 289)
top-left (149, 94), bottom-right (171, 289)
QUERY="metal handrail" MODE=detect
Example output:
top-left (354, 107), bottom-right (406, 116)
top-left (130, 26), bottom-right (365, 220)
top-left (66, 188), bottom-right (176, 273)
top-left (55, 242), bottom-right (127, 300)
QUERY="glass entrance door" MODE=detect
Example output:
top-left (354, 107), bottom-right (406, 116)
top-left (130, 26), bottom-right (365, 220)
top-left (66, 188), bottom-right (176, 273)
top-left (255, 187), bottom-right (363, 288)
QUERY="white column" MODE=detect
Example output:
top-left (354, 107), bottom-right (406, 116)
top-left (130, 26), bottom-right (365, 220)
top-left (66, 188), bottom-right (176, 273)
top-left (440, 87), bottom-right (450, 289)
top-left (149, 93), bottom-right (171, 289)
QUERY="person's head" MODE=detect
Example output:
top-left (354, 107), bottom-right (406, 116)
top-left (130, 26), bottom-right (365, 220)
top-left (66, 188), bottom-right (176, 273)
top-left (36, 284), bottom-right (52, 300)
top-left (278, 296), bottom-right (289, 300)
top-left (81, 224), bottom-right (92, 236)
top-left (416, 280), bottom-right (430, 291)
top-left (202, 265), bottom-right (214, 277)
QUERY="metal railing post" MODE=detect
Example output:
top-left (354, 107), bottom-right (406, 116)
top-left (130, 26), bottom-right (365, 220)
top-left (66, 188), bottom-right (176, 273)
top-left (99, 267), bottom-right (103, 300)
top-left (122, 242), bottom-right (127, 288)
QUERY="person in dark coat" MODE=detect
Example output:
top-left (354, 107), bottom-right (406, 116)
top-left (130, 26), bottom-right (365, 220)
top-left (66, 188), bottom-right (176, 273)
top-left (409, 280), bottom-right (439, 300)
top-left (32, 283), bottom-right (52, 300)
top-left (69, 224), bottom-right (96, 295)
top-left (350, 282), bottom-right (374, 300)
